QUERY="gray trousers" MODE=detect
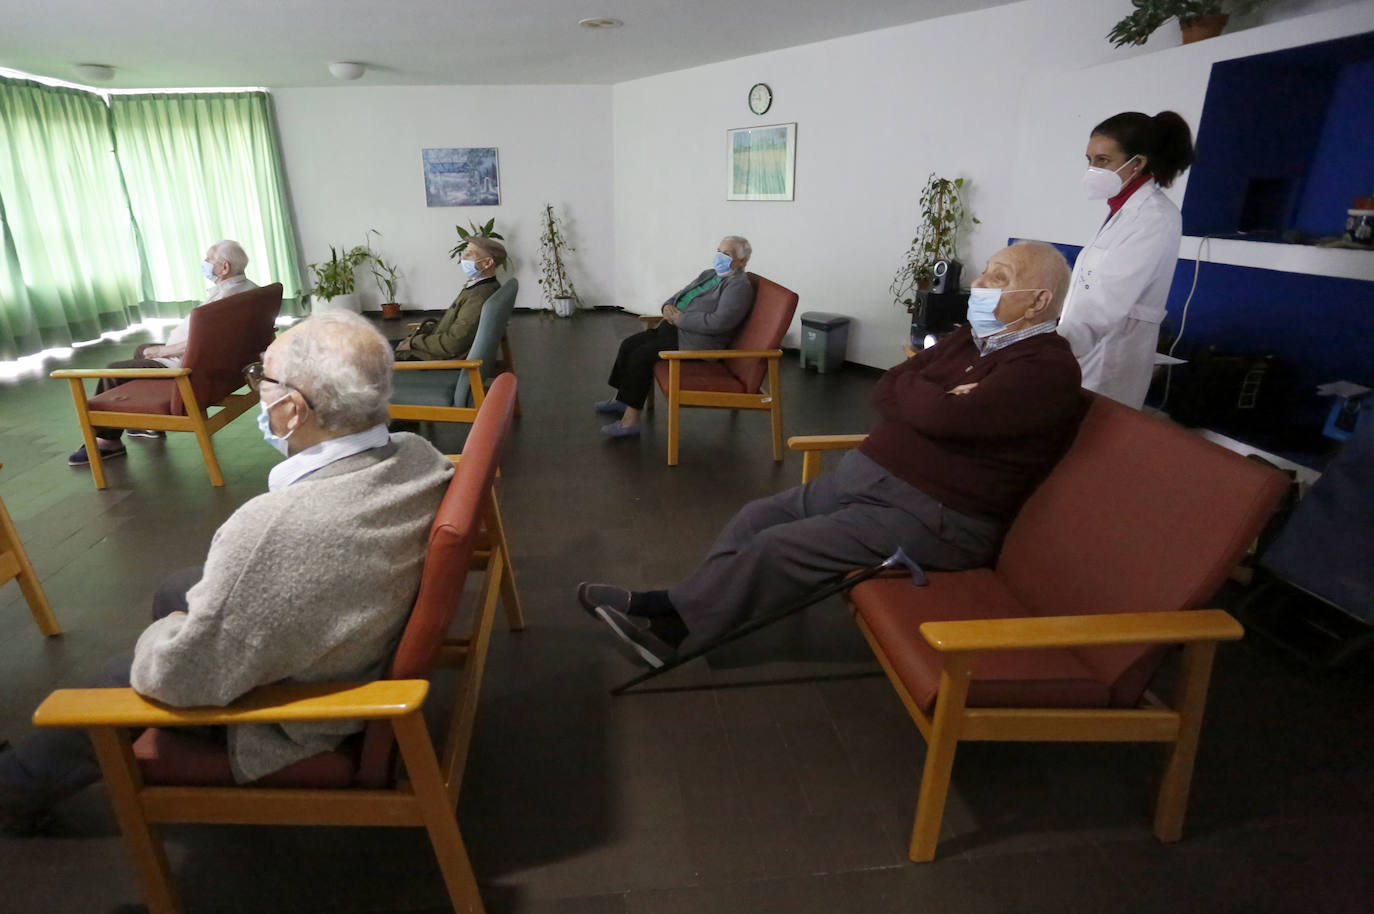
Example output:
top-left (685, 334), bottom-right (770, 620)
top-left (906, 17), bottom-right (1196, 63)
top-left (0, 567), bottom-right (203, 813)
top-left (667, 451), bottom-right (1002, 650)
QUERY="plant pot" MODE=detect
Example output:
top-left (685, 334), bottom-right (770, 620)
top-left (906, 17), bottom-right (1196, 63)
top-left (381, 302), bottom-right (402, 319)
top-left (552, 295), bottom-right (575, 318)
top-left (315, 292), bottom-right (361, 314)
top-left (1179, 13), bottom-right (1228, 44)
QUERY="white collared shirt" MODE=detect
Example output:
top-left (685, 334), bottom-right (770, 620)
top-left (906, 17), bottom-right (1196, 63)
top-left (267, 423), bottom-right (392, 492)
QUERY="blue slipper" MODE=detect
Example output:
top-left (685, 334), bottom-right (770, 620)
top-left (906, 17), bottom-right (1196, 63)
top-left (600, 421), bottom-right (641, 438)
top-left (68, 443), bottom-right (126, 467)
top-left (593, 399), bottom-right (628, 416)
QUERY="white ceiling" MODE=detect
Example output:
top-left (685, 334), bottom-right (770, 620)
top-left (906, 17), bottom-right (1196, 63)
top-left (0, 0), bottom-right (1024, 88)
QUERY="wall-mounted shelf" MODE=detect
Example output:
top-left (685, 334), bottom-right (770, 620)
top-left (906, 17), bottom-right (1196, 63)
top-left (1178, 236), bottom-right (1374, 282)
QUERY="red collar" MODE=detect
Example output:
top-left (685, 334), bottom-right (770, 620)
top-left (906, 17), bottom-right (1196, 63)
top-left (1106, 173), bottom-right (1150, 220)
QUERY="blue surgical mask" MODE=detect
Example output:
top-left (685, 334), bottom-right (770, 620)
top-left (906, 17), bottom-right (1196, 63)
top-left (201, 260), bottom-right (217, 282)
top-left (712, 251), bottom-right (733, 275)
top-left (966, 288), bottom-right (1039, 339)
top-left (460, 258), bottom-right (481, 279)
top-left (256, 394), bottom-right (296, 456)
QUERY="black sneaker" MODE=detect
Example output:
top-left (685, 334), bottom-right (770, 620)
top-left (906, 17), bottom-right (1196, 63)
top-left (68, 443), bottom-right (127, 467)
top-left (127, 429), bottom-right (165, 439)
top-left (576, 582), bottom-right (631, 618)
top-left (592, 605), bottom-right (677, 669)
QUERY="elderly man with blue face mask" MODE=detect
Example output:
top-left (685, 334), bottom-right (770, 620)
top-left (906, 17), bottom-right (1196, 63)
top-left (595, 235), bottom-right (755, 437)
top-left (1, 312), bottom-right (453, 834)
top-left (580, 241), bottom-right (1087, 670)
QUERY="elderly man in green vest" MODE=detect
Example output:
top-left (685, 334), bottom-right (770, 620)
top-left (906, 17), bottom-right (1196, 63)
top-left (395, 237), bottom-right (507, 361)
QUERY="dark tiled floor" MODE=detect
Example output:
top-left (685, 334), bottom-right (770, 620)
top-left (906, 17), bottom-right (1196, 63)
top-left (2, 311), bottom-right (1372, 913)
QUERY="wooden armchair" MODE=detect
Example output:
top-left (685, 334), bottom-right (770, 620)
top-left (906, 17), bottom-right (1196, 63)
top-left (644, 272), bottom-right (798, 466)
top-left (52, 283), bottom-right (283, 489)
top-left (0, 462), bottom-right (60, 636)
top-left (788, 394), bottom-right (1287, 861)
top-left (31, 374), bottom-right (519, 914)
top-left (391, 278), bottom-right (520, 424)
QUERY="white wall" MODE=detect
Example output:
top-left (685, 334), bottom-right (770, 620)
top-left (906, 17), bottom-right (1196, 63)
top-left (274, 84), bottom-right (613, 313)
top-left (611, 0), bottom-right (1374, 370)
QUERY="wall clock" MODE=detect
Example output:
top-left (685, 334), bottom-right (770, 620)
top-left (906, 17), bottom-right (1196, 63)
top-left (748, 82), bottom-right (773, 116)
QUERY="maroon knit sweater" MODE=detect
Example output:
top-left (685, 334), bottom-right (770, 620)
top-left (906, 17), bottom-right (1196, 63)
top-left (859, 325), bottom-right (1085, 521)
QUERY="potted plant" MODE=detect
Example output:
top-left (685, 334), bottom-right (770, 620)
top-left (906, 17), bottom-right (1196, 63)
top-left (1107, 0), bottom-right (1273, 48)
top-left (889, 174), bottom-right (978, 311)
top-left (307, 242), bottom-right (372, 313)
top-left (448, 217), bottom-right (506, 265)
top-left (366, 231), bottom-right (404, 319)
top-left (537, 203), bottom-right (579, 317)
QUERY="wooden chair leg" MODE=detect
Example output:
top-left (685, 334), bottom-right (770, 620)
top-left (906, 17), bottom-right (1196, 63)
top-left (667, 362), bottom-right (681, 467)
top-left (442, 550), bottom-right (504, 805)
top-left (88, 727), bottom-right (184, 914)
top-left (767, 358), bottom-right (783, 462)
top-left (1154, 641), bottom-right (1219, 842)
top-left (0, 493), bottom-right (61, 636)
top-left (66, 379), bottom-right (108, 490)
top-left (393, 712), bottom-right (486, 914)
top-left (189, 416), bottom-right (225, 487)
top-left (910, 654), bottom-right (973, 862)
top-left (800, 451), bottom-right (822, 485)
top-left (484, 495), bottom-right (524, 631)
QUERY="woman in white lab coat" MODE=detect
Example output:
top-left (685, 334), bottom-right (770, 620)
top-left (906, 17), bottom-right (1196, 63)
top-left (1059, 111), bottom-right (1194, 409)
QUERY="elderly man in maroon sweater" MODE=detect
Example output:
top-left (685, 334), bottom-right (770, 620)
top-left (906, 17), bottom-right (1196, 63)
top-left (580, 241), bottom-right (1086, 668)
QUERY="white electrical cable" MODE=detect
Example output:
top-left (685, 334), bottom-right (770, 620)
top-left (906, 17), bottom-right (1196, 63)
top-left (1159, 234), bottom-right (1211, 411)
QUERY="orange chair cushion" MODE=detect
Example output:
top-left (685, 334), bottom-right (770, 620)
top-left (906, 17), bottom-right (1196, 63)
top-left (133, 728), bottom-right (358, 788)
top-left (851, 571), bottom-right (1112, 714)
top-left (653, 360), bottom-right (746, 395)
top-left (88, 380), bottom-right (179, 416)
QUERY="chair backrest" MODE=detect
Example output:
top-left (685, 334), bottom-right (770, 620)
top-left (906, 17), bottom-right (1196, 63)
top-left (724, 273), bottom-right (799, 392)
top-left (176, 283), bottom-right (284, 413)
top-left (355, 373), bottom-right (518, 786)
top-left (997, 394), bottom-right (1287, 702)
top-left (453, 278), bottom-right (518, 406)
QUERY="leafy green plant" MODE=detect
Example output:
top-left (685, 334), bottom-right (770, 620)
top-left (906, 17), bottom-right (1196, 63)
top-left (537, 203), bottom-right (579, 310)
top-left (365, 230), bottom-right (403, 303)
top-left (307, 242), bottom-right (371, 302)
top-left (889, 174), bottom-right (978, 309)
top-left (1107, 0), bottom-right (1270, 47)
top-left (448, 217), bottom-right (506, 265)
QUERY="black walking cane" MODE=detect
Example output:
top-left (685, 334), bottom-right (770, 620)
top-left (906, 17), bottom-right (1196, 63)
top-left (611, 547), bottom-right (927, 695)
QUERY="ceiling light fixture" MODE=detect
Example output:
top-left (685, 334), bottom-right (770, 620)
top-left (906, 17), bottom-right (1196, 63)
top-left (73, 63), bottom-right (116, 82)
top-left (578, 17), bottom-right (623, 29)
top-left (329, 61), bottom-right (365, 81)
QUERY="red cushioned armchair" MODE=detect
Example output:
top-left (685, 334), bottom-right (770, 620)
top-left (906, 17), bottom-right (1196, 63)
top-left (32, 375), bottom-right (519, 914)
top-left (643, 273), bottom-right (799, 466)
top-left (52, 283), bottom-right (283, 489)
top-left (789, 394), bottom-right (1287, 861)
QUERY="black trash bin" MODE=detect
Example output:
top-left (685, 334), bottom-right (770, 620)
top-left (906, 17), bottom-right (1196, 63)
top-left (799, 311), bottom-right (851, 373)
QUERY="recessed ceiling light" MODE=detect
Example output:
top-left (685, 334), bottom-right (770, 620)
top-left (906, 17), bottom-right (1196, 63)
top-left (329, 61), bottom-right (366, 80)
top-left (578, 17), bottom-right (623, 29)
top-left (73, 63), bottom-right (116, 82)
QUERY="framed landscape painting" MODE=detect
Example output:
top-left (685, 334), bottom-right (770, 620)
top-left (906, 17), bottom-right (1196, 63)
top-left (726, 123), bottom-right (796, 201)
top-left (422, 147), bottom-right (501, 206)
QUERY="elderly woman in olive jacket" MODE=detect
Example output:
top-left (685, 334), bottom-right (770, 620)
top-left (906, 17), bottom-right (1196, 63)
top-left (597, 236), bottom-right (755, 437)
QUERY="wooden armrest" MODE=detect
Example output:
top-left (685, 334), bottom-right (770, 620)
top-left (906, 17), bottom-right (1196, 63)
top-left (919, 610), bottom-right (1244, 654)
top-left (33, 680), bottom-right (429, 729)
top-left (51, 368), bottom-right (191, 380)
top-left (393, 360), bottom-right (482, 371)
top-left (659, 349), bottom-right (782, 360)
top-left (638, 315), bottom-right (664, 328)
top-left (787, 434), bottom-right (869, 452)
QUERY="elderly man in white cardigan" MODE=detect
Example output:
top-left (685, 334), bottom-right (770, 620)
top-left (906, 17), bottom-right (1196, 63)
top-left (2, 312), bottom-right (453, 834)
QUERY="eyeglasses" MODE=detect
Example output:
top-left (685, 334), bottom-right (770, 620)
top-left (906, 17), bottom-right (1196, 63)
top-left (242, 361), bottom-right (313, 408)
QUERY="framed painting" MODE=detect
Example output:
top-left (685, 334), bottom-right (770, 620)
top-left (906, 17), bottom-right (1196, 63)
top-left (422, 147), bottom-right (501, 207)
top-left (726, 123), bottom-right (796, 201)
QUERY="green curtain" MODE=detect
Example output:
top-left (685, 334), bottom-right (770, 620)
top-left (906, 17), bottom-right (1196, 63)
top-left (109, 92), bottom-right (304, 314)
top-left (0, 78), bottom-right (143, 357)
